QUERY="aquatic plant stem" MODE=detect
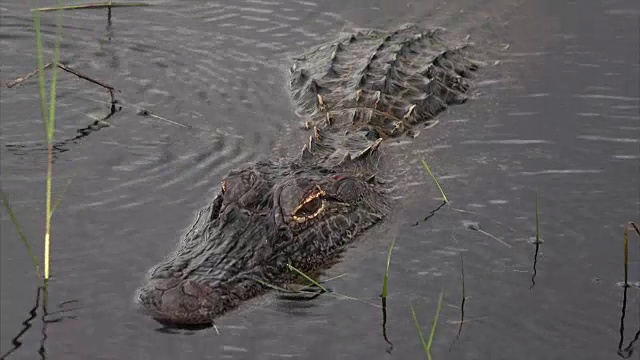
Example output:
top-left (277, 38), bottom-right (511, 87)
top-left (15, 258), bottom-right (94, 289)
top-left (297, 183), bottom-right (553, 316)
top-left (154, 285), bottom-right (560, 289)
top-left (381, 238), bottom-right (396, 299)
top-left (622, 222), bottom-right (639, 287)
top-left (1, 192), bottom-right (42, 280)
top-left (44, 9), bottom-right (61, 280)
top-left (421, 159), bottom-right (448, 203)
top-left (31, 0), bottom-right (62, 280)
top-left (44, 145), bottom-right (53, 280)
top-left (426, 291), bottom-right (444, 358)
top-left (623, 225), bottom-right (628, 286)
top-left (535, 192), bottom-right (540, 244)
top-left (411, 291), bottom-right (444, 360)
top-left (32, 9), bottom-right (47, 130)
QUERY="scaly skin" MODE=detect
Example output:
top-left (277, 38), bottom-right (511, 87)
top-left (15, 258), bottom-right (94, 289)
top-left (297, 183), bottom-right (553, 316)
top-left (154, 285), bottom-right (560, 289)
top-left (136, 24), bottom-right (478, 326)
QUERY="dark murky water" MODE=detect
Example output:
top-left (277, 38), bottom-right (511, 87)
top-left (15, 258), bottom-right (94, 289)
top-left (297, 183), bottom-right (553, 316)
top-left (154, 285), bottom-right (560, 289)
top-left (1, 0), bottom-right (638, 359)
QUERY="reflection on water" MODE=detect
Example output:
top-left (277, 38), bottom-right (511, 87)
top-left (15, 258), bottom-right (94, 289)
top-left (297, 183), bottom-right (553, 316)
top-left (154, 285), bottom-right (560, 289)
top-left (0, 286), bottom-right (79, 360)
top-left (617, 283), bottom-right (640, 358)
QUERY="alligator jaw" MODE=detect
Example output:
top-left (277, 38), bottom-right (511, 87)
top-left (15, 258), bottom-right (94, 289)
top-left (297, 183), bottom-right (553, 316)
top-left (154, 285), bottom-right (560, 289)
top-left (136, 197), bottom-right (273, 326)
top-left (136, 278), bottom-right (220, 327)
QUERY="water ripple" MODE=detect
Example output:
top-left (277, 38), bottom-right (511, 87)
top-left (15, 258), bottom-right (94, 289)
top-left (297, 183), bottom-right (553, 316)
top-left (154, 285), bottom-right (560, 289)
top-left (577, 135), bottom-right (639, 143)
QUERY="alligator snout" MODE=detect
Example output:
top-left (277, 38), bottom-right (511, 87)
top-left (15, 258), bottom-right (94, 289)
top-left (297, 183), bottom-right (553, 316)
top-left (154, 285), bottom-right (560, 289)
top-left (137, 277), bottom-right (219, 326)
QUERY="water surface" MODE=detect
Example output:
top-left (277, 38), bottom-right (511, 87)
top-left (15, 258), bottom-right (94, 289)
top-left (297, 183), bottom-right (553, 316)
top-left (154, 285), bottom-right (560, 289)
top-left (1, 0), bottom-right (638, 359)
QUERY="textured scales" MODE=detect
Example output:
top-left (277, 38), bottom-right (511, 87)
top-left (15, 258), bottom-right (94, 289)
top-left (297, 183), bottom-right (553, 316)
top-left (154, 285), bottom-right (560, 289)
top-left (136, 24), bottom-right (478, 326)
top-left (290, 24), bottom-right (476, 166)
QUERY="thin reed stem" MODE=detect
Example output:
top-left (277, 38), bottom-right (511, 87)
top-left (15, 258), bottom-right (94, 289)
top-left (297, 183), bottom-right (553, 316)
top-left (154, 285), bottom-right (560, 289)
top-left (421, 159), bottom-right (448, 203)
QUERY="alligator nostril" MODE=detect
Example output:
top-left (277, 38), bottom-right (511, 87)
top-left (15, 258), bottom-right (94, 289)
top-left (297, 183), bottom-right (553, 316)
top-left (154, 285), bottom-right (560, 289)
top-left (181, 296), bottom-right (200, 312)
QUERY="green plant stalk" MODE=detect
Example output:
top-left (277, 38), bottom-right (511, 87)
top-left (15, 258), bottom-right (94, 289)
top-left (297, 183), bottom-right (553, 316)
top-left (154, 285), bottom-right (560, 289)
top-left (32, 8), bottom-right (48, 129)
top-left (410, 291), bottom-right (444, 360)
top-left (31, 2), bottom-right (62, 280)
top-left (421, 159), bottom-right (448, 203)
top-left (50, 175), bottom-right (74, 217)
top-left (535, 192), bottom-right (540, 244)
top-left (426, 291), bottom-right (444, 357)
top-left (623, 225), bottom-right (629, 286)
top-left (286, 263), bottom-right (328, 293)
top-left (1, 192), bottom-right (42, 280)
top-left (285, 264), bottom-right (372, 304)
top-left (44, 6), bottom-right (62, 281)
top-left (381, 238), bottom-right (396, 298)
top-left (410, 304), bottom-right (429, 359)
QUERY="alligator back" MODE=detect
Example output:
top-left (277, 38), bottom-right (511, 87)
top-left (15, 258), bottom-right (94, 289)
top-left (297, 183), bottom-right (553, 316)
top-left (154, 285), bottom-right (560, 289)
top-left (288, 24), bottom-right (478, 166)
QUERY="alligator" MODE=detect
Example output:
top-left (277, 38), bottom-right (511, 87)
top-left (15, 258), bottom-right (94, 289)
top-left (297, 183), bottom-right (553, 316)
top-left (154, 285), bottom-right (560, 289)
top-left (136, 24), bottom-right (478, 326)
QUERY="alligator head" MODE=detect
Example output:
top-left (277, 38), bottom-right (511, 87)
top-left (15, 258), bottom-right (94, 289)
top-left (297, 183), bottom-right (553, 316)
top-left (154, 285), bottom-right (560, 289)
top-left (136, 159), bottom-right (387, 325)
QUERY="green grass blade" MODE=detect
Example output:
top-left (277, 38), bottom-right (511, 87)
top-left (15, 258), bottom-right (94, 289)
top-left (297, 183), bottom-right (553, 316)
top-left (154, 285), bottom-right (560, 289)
top-left (1, 191), bottom-right (42, 280)
top-left (381, 238), bottom-right (397, 298)
top-left (410, 291), bottom-right (444, 360)
top-left (421, 159), bottom-right (448, 203)
top-left (31, 6), bottom-right (48, 129)
top-left (286, 263), bottom-right (328, 293)
top-left (623, 225), bottom-right (629, 286)
top-left (252, 277), bottom-right (300, 293)
top-left (50, 175), bottom-right (74, 218)
top-left (410, 304), bottom-right (429, 359)
top-left (535, 192), bottom-right (540, 244)
top-left (47, 7), bottom-right (62, 141)
top-left (426, 291), bottom-right (444, 356)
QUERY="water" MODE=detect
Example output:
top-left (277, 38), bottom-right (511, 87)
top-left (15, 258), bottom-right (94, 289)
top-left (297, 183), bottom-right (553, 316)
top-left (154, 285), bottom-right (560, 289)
top-left (1, 0), bottom-right (638, 359)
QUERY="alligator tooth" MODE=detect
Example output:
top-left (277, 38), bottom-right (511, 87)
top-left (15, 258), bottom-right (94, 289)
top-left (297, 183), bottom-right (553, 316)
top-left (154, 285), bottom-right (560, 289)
top-left (373, 91), bottom-right (381, 109)
top-left (325, 112), bottom-right (332, 126)
top-left (313, 126), bottom-right (322, 140)
top-left (355, 89), bottom-right (362, 102)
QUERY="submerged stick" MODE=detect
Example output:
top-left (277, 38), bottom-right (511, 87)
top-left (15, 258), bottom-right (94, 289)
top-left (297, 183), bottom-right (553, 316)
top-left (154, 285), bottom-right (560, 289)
top-left (530, 193), bottom-right (542, 289)
top-left (457, 254), bottom-right (466, 338)
top-left (6, 63), bottom-right (118, 103)
top-left (5, 63), bottom-right (53, 88)
top-left (32, 3), bottom-right (151, 12)
top-left (57, 63), bottom-right (116, 92)
top-left (467, 223), bottom-right (512, 248)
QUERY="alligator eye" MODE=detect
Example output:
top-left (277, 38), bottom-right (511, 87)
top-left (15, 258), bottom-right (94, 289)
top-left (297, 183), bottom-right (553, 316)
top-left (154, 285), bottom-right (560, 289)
top-left (292, 189), bottom-right (326, 222)
top-left (298, 197), bottom-right (322, 215)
